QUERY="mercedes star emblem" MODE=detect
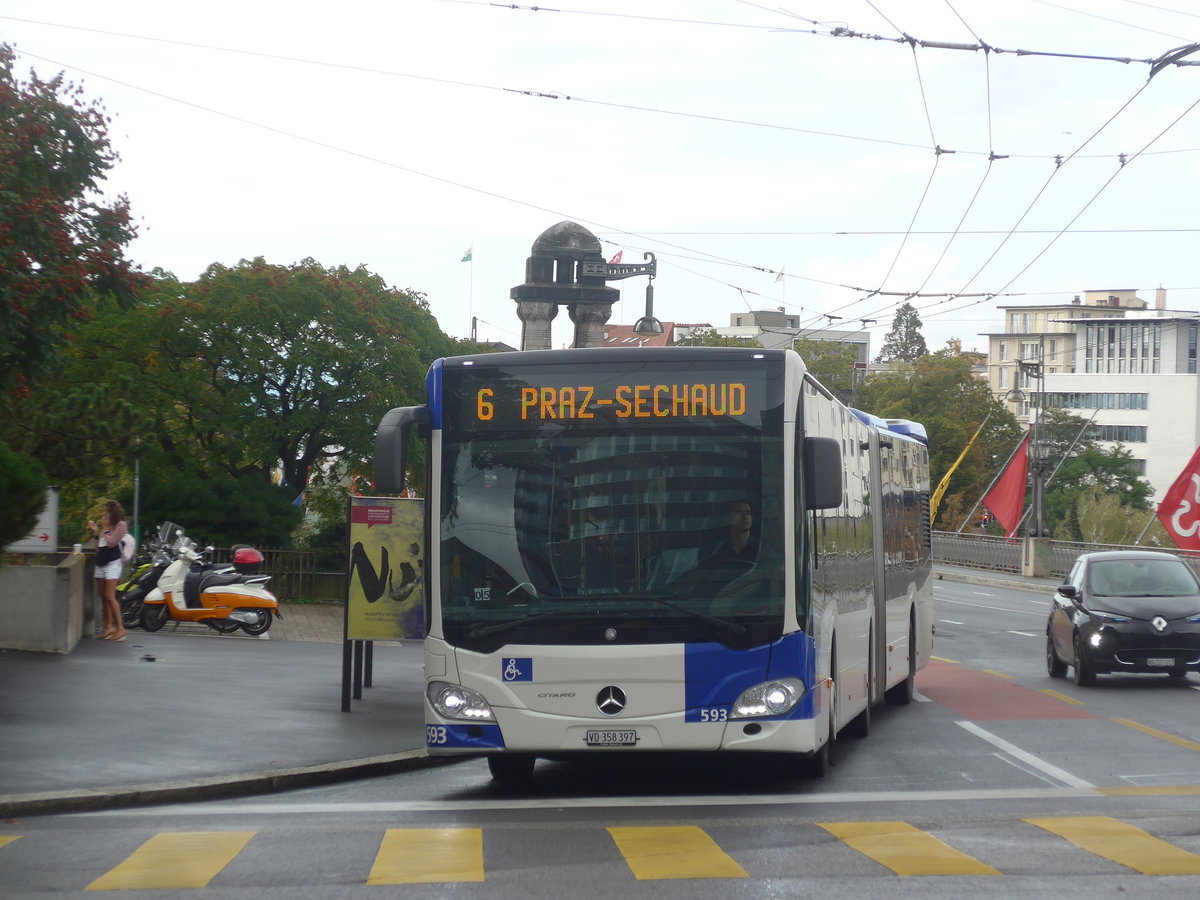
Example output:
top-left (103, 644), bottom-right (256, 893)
top-left (596, 685), bottom-right (626, 716)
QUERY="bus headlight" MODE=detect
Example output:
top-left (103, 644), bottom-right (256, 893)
top-left (730, 678), bottom-right (806, 719)
top-left (427, 682), bottom-right (495, 721)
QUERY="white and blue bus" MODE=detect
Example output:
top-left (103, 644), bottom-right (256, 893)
top-left (375, 346), bottom-right (933, 782)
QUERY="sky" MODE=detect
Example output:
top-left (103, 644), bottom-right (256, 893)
top-left (4, 1), bottom-right (1199, 354)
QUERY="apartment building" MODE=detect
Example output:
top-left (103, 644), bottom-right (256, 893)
top-left (984, 289), bottom-right (1200, 502)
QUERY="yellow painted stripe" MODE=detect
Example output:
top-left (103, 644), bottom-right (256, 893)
top-left (1025, 816), bottom-right (1200, 875)
top-left (86, 831), bottom-right (254, 891)
top-left (1113, 718), bottom-right (1200, 752)
top-left (817, 821), bottom-right (1000, 876)
top-left (368, 828), bottom-right (484, 884)
top-left (1037, 689), bottom-right (1084, 705)
top-left (0, 835), bottom-right (21, 849)
top-left (1098, 785), bottom-right (1200, 796)
top-left (982, 669), bottom-right (1014, 679)
top-left (931, 656), bottom-right (959, 664)
top-left (608, 826), bottom-right (748, 880)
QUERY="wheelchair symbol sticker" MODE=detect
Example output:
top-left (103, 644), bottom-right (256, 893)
top-left (503, 657), bottom-right (533, 682)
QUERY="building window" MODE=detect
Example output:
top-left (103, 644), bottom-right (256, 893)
top-left (1090, 425), bottom-right (1148, 443)
top-left (998, 343), bottom-right (1008, 362)
top-left (1044, 392), bottom-right (1149, 411)
top-left (998, 367), bottom-right (1007, 389)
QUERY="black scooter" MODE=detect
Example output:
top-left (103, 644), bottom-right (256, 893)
top-left (116, 523), bottom-right (182, 629)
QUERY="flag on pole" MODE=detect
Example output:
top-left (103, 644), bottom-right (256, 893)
top-left (983, 432), bottom-right (1030, 538)
top-left (1156, 445), bottom-right (1200, 549)
top-left (608, 250), bottom-right (623, 264)
top-left (775, 269), bottom-right (785, 283)
top-left (461, 247), bottom-right (472, 262)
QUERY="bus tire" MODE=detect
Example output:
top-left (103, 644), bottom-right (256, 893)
top-left (487, 753), bottom-right (536, 783)
top-left (885, 618), bottom-right (916, 705)
top-left (804, 648), bottom-right (836, 778)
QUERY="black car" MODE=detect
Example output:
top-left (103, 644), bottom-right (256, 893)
top-left (1047, 550), bottom-right (1200, 686)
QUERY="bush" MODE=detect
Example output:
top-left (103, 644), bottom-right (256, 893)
top-left (0, 441), bottom-right (48, 554)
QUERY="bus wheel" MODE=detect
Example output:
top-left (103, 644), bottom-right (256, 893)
top-left (487, 753), bottom-right (535, 783)
top-left (804, 653), bottom-right (836, 778)
top-left (885, 619), bottom-right (916, 705)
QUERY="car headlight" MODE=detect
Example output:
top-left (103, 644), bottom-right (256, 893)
top-left (1187, 614), bottom-right (1200, 623)
top-left (1091, 611), bottom-right (1130, 623)
top-left (427, 682), bottom-right (495, 721)
top-left (730, 678), bottom-right (806, 719)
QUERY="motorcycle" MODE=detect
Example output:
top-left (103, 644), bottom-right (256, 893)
top-left (117, 522), bottom-right (181, 629)
top-left (139, 528), bottom-right (281, 636)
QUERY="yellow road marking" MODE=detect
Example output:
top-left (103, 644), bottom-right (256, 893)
top-left (1037, 689), bottom-right (1084, 705)
top-left (1098, 785), bottom-right (1200, 796)
top-left (86, 831), bottom-right (254, 891)
top-left (0, 835), bottom-right (21, 850)
top-left (817, 821), bottom-right (999, 876)
top-left (608, 826), bottom-right (748, 880)
top-left (982, 669), bottom-right (1014, 679)
top-left (931, 656), bottom-right (959, 664)
top-left (1025, 816), bottom-right (1200, 874)
top-left (368, 828), bottom-right (484, 884)
top-left (1113, 718), bottom-right (1200, 752)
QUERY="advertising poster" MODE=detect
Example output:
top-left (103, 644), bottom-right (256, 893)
top-left (346, 496), bottom-right (425, 641)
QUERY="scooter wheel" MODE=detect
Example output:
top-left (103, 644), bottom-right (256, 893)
top-left (140, 604), bottom-right (168, 632)
top-left (239, 609), bottom-right (273, 636)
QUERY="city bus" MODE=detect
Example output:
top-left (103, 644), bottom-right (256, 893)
top-left (374, 346), bottom-right (933, 782)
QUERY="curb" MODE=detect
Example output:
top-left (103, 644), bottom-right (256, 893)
top-left (935, 569), bottom-right (1055, 595)
top-left (0, 749), bottom-right (463, 819)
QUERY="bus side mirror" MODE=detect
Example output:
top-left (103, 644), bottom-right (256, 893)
top-left (374, 406), bottom-right (430, 494)
top-left (804, 436), bottom-right (843, 510)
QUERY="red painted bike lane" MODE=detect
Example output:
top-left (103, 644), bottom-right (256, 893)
top-left (916, 658), bottom-right (1098, 720)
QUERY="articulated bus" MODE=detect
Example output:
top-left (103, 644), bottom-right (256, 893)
top-left (375, 346), bottom-right (933, 782)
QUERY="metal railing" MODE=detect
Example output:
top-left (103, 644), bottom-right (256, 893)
top-left (933, 532), bottom-right (1200, 580)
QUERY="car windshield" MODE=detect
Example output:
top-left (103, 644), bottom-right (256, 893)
top-left (1087, 558), bottom-right (1200, 597)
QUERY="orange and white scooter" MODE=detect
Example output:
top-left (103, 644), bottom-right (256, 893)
top-left (140, 529), bottom-right (280, 636)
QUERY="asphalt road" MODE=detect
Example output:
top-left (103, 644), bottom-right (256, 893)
top-left (3, 579), bottom-right (1199, 898)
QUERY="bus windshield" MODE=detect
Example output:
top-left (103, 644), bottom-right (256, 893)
top-left (438, 358), bottom-right (786, 651)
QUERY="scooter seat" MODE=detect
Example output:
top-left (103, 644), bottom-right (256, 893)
top-left (199, 570), bottom-right (245, 592)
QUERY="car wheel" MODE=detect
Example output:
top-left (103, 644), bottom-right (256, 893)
top-left (1046, 633), bottom-right (1067, 678)
top-left (1168, 668), bottom-right (1189, 681)
top-left (1072, 636), bottom-right (1096, 686)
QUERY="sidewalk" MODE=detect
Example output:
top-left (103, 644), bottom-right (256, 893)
top-left (0, 567), bottom-right (1053, 818)
top-left (0, 603), bottom-right (435, 817)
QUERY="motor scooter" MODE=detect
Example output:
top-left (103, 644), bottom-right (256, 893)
top-left (117, 522), bottom-right (181, 629)
top-left (140, 529), bottom-right (280, 636)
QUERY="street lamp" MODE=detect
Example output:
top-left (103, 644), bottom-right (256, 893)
top-left (1007, 359), bottom-right (1048, 537)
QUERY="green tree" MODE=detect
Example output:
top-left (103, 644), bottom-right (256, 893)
top-left (674, 328), bottom-right (762, 348)
top-left (794, 339), bottom-right (859, 405)
top-left (874, 302), bottom-right (928, 363)
top-left (0, 45), bottom-right (146, 395)
top-left (0, 440), bottom-right (47, 553)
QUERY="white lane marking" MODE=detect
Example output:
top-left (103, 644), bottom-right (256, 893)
top-left (939, 619), bottom-right (965, 625)
top-left (1008, 631), bottom-right (1039, 637)
top-left (914, 690), bottom-right (932, 702)
top-left (955, 721), bottom-right (1093, 789)
top-left (84, 786), bottom-right (1115, 817)
top-left (938, 597), bottom-right (1045, 617)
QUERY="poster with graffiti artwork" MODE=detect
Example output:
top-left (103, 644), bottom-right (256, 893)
top-left (346, 496), bottom-right (425, 640)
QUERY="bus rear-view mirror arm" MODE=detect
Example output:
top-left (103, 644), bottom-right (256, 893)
top-left (374, 405), bottom-right (430, 494)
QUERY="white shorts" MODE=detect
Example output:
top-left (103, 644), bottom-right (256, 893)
top-left (95, 559), bottom-right (123, 581)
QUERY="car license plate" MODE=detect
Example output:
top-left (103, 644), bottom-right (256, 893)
top-left (1146, 657), bottom-right (1174, 667)
top-left (586, 730), bottom-right (637, 747)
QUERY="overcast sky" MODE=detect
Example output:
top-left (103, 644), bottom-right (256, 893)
top-left (5, 1), bottom-right (1199, 353)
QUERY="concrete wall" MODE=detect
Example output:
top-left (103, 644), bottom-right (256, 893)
top-left (0, 553), bottom-right (97, 653)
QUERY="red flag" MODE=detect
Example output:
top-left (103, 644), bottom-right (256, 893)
top-left (983, 433), bottom-right (1030, 538)
top-left (1156, 445), bottom-right (1200, 549)
top-left (608, 250), bottom-right (623, 264)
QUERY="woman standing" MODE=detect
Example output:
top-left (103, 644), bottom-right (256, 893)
top-left (88, 500), bottom-right (128, 641)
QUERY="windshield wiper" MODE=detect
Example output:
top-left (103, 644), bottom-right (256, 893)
top-left (624, 595), bottom-right (747, 639)
top-left (467, 610), bottom-right (580, 639)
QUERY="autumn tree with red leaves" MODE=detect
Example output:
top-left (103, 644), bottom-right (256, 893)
top-left (0, 44), bottom-right (146, 395)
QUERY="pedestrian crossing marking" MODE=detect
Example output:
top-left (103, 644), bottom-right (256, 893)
top-left (817, 821), bottom-right (1000, 875)
top-left (367, 828), bottom-right (484, 884)
top-left (0, 835), bottom-right (20, 850)
top-left (607, 826), bottom-right (748, 880)
top-left (1024, 816), bottom-right (1200, 875)
top-left (85, 830), bottom-right (255, 891)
